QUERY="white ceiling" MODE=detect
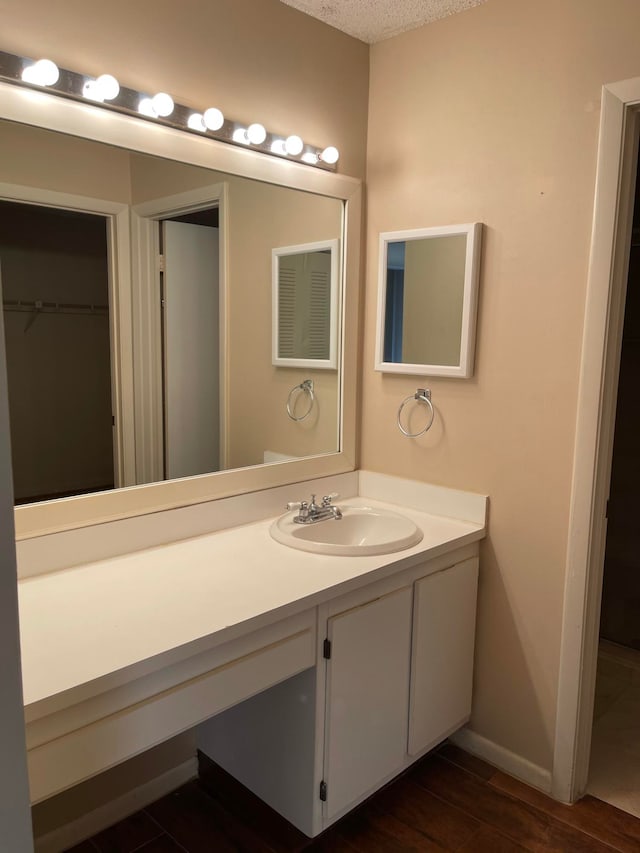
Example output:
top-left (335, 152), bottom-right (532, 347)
top-left (279, 0), bottom-right (486, 44)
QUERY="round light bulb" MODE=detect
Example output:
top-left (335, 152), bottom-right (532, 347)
top-left (82, 80), bottom-right (102, 101)
top-left (22, 58), bottom-right (59, 86)
top-left (151, 92), bottom-right (174, 117)
top-left (271, 139), bottom-right (287, 155)
top-left (188, 113), bottom-right (206, 132)
top-left (321, 146), bottom-right (339, 165)
top-left (301, 152), bottom-right (319, 165)
top-left (247, 123), bottom-right (266, 145)
top-left (233, 127), bottom-right (250, 144)
top-left (285, 135), bottom-right (304, 156)
top-left (96, 74), bottom-right (119, 101)
top-left (138, 97), bottom-right (156, 117)
top-left (203, 107), bottom-right (224, 131)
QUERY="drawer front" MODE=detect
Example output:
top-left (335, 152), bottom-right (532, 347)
top-left (28, 623), bottom-right (315, 803)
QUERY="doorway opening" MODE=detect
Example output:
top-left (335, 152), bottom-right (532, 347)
top-left (587, 146), bottom-right (640, 817)
top-left (0, 200), bottom-right (115, 503)
top-left (130, 181), bottom-right (226, 485)
top-left (159, 207), bottom-right (220, 480)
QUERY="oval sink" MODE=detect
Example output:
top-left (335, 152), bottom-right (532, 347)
top-left (270, 505), bottom-right (423, 556)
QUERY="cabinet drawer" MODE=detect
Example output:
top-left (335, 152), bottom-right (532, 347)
top-left (28, 618), bottom-right (315, 803)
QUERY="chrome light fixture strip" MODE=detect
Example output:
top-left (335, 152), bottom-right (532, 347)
top-left (0, 50), bottom-right (337, 171)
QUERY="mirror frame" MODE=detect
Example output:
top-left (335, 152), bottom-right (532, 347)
top-left (374, 223), bottom-right (482, 378)
top-left (0, 81), bottom-right (361, 539)
top-left (272, 238), bottom-right (339, 369)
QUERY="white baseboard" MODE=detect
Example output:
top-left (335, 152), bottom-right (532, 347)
top-left (450, 727), bottom-right (552, 794)
top-left (34, 757), bottom-right (198, 853)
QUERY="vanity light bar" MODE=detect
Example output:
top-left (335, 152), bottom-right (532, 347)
top-left (0, 50), bottom-right (339, 172)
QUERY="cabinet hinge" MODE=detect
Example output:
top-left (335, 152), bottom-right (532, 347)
top-left (158, 254), bottom-right (165, 273)
top-left (319, 780), bottom-right (328, 801)
top-left (323, 638), bottom-right (331, 660)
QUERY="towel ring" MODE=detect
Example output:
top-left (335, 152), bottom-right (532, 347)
top-left (287, 379), bottom-right (315, 421)
top-left (397, 388), bottom-right (434, 437)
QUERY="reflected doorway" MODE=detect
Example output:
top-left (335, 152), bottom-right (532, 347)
top-left (0, 200), bottom-right (115, 503)
top-left (159, 207), bottom-right (220, 479)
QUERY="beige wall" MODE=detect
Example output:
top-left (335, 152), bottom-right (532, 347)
top-left (0, 0), bottom-right (369, 180)
top-left (0, 121), bottom-right (132, 202)
top-left (365, 0), bottom-right (640, 772)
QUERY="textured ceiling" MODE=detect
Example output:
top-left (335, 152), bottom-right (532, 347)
top-left (279, 0), bottom-right (487, 44)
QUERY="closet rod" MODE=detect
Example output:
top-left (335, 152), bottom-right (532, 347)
top-left (2, 299), bottom-right (108, 315)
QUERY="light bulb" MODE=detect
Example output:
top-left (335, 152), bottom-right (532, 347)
top-left (188, 113), bottom-right (206, 132)
top-left (83, 80), bottom-right (102, 101)
top-left (320, 146), bottom-right (339, 165)
top-left (203, 107), bottom-right (224, 131)
top-left (151, 92), bottom-right (174, 117)
top-left (138, 97), bottom-right (156, 117)
top-left (271, 139), bottom-right (287, 155)
top-left (301, 152), bottom-right (319, 165)
top-left (233, 127), bottom-right (250, 145)
top-left (21, 58), bottom-right (59, 86)
top-left (96, 74), bottom-right (119, 100)
top-left (247, 123), bottom-right (266, 144)
top-left (83, 73), bottom-right (120, 102)
top-left (285, 135), bottom-right (304, 156)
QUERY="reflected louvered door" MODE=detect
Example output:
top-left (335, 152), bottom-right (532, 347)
top-left (309, 267), bottom-right (330, 359)
top-left (277, 266), bottom-right (297, 359)
top-left (278, 251), bottom-right (331, 360)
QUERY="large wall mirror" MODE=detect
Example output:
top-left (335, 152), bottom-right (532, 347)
top-left (0, 83), bottom-right (361, 537)
top-left (375, 223), bottom-right (482, 378)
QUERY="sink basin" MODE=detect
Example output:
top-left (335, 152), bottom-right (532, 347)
top-left (270, 504), bottom-right (423, 556)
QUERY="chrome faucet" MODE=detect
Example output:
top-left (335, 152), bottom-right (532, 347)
top-left (286, 493), bottom-right (343, 524)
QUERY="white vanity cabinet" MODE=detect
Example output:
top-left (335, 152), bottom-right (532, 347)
top-left (319, 552), bottom-right (478, 827)
top-left (198, 546), bottom-right (480, 837)
top-left (19, 485), bottom-right (485, 842)
top-left (322, 586), bottom-right (413, 821)
top-left (408, 556), bottom-right (479, 756)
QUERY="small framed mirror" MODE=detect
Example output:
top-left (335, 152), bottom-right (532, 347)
top-left (272, 238), bottom-right (339, 369)
top-left (375, 223), bottom-right (482, 378)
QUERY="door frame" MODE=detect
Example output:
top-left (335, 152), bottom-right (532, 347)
top-left (0, 182), bottom-right (134, 489)
top-left (553, 79), bottom-right (640, 802)
top-left (131, 182), bottom-right (228, 483)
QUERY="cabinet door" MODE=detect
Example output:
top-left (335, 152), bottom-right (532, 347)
top-left (408, 557), bottom-right (479, 756)
top-left (324, 586), bottom-right (412, 821)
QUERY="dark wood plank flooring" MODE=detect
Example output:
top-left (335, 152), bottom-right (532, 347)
top-left (64, 743), bottom-right (640, 853)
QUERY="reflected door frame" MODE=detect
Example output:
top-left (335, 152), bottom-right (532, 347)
top-left (0, 181), bottom-right (134, 490)
top-left (131, 182), bottom-right (228, 483)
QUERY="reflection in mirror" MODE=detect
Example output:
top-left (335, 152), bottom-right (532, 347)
top-left (0, 119), bottom-right (344, 505)
top-left (272, 239), bottom-right (339, 369)
top-left (375, 223), bottom-right (482, 379)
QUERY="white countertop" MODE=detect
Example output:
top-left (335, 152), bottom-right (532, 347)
top-left (19, 497), bottom-right (485, 711)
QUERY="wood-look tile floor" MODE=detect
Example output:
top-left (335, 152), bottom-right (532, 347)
top-left (65, 743), bottom-right (640, 853)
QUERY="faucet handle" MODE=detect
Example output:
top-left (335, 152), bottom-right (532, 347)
top-left (322, 493), bottom-right (339, 506)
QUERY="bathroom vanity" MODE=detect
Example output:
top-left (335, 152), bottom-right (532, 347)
top-left (18, 473), bottom-right (486, 838)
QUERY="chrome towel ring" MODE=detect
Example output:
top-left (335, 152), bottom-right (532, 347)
top-left (397, 388), bottom-right (434, 437)
top-left (287, 379), bottom-right (315, 421)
